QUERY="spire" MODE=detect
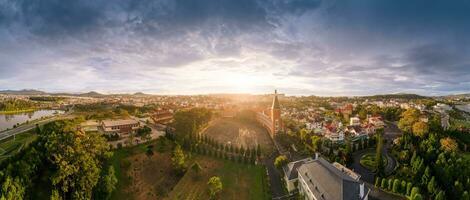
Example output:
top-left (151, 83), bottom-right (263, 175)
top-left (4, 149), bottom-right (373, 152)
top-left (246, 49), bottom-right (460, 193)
top-left (272, 90), bottom-right (280, 109)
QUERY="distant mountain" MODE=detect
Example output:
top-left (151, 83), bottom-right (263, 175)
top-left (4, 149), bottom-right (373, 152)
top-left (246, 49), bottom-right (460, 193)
top-left (365, 93), bottom-right (429, 100)
top-left (133, 92), bottom-right (150, 96)
top-left (0, 89), bottom-right (47, 95)
top-left (78, 91), bottom-right (105, 97)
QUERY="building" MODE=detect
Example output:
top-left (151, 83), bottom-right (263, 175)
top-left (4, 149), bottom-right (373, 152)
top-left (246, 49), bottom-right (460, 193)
top-left (151, 109), bottom-right (174, 124)
top-left (100, 119), bottom-right (140, 136)
top-left (283, 157), bottom-right (315, 193)
top-left (285, 155), bottom-right (369, 200)
top-left (256, 90), bottom-right (284, 137)
top-left (350, 117), bottom-right (361, 126)
top-left (79, 120), bottom-right (99, 132)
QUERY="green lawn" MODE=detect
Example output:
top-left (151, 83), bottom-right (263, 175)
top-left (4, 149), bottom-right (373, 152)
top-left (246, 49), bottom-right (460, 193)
top-left (167, 155), bottom-right (269, 200)
top-left (360, 152), bottom-right (388, 171)
top-left (463, 153), bottom-right (470, 161)
top-left (450, 118), bottom-right (470, 129)
top-left (0, 130), bottom-right (37, 162)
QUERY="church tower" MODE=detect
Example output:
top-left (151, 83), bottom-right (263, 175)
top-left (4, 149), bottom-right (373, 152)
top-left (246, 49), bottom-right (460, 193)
top-left (271, 90), bottom-right (282, 136)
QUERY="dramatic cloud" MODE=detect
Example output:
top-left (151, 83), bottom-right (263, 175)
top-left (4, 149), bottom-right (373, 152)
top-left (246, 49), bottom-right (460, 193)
top-left (0, 0), bottom-right (469, 95)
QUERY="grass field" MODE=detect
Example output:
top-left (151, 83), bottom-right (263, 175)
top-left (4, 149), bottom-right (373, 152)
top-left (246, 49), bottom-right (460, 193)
top-left (110, 136), bottom-right (269, 200)
top-left (0, 130), bottom-right (37, 162)
top-left (110, 137), bottom-right (178, 200)
top-left (463, 153), bottom-right (470, 161)
top-left (360, 153), bottom-right (388, 171)
top-left (167, 155), bottom-right (269, 200)
top-left (451, 118), bottom-right (470, 129)
top-left (203, 118), bottom-right (274, 154)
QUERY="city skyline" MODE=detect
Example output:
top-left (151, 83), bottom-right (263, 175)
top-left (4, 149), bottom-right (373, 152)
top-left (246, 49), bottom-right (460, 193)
top-left (1, 0), bottom-right (470, 96)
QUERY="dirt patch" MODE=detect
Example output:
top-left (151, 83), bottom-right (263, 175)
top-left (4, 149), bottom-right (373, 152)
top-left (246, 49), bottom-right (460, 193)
top-left (123, 152), bottom-right (180, 200)
top-left (203, 118), bottom-right (274, 153)
top-left (166, 156), bottom-right (264, 200)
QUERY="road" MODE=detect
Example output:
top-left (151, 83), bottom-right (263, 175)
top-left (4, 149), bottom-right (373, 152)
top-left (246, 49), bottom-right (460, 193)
top-left (263, 151), bottom-right (288, 200)
top-left (0, 115), bottom-right (72, 141)
top-left (352, 122), bottom-right (401, 179)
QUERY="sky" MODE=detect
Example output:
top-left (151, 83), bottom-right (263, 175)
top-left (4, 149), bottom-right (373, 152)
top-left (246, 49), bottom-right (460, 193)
top-left (0, 0), bottom-right (470, 96)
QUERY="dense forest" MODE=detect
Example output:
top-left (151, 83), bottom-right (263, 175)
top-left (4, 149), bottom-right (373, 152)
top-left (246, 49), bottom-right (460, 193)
top-left (380, 108), bottom-right (470, 199)
top-left (0, 119), bottom-right (117, 200)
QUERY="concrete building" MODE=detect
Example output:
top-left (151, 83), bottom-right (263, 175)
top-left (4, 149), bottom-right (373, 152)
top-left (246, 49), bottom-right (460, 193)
top-left (151, 109), bottom-right (174, 124)
top-left (286, 155), bottom-right (369, 200)
top-left (100, 119), bottom-right (140, 136)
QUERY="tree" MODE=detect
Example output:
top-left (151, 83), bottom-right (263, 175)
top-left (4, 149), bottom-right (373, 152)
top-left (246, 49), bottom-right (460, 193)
top-left (392, 179), bottom-right (400, 193)
top-left (274, 155), bottom-right (288, 170)
top-left (410, 187), bottom-right (420, 199)
top-left (311, 135), bottom-right (322, 152)
top-left (0, 176), bottom-right (25, 200)
top-left (191, 162), bottom-right (202, 180)
top-left (421, 166), bottom-right (431, 186)
top-left (440, 137), bottom-right (458, 152)
top-left (207, 176), bottom-right (223, 199)
top-left (44, 126), bottom-right (110, 199)
top-left (427, 176), bottom-right (437, 196)
top-left (94, 166), bottom-right (118, 200)
top-left (434, 190), bottom-right (445, 200)
top-left (406, 182), bottom-right (413, 196)
top-left (375, 177), bottom-right (381, 187)
top-left (375, 129), bottom-right (385, 176)
top-left (412, 121), bottom-right (429, 138)
top-left (137, 126), bottom-right (152, 141)
top-left (146, 145), bottom-right (154, 158)
top-left (398, 108), bottom-right (420, 133)
top-left (462, 191), bottom-right (469, 200)
top-left (411, 194), bottom-right (423, 200)
top-left (381, 178), bottom-right (388, 189)
top-left (172, 145), bottom-right (186, 174)
top-left (50, 189), bottom-right (62, 200)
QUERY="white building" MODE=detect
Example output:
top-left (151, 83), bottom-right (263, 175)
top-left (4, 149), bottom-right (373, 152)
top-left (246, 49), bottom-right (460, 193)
top-left (350, 117), bottom-right (361, 126)
top-left (291, 155), bottom-right (369, 200)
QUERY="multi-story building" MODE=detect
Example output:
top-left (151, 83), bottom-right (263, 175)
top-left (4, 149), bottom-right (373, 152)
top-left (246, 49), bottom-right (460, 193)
top-left (285, 154), bottom-right (369, 200)
top-left (151, 109), bottom-right (174, 124)
top-left (100, 119), bottom-right (140, 136)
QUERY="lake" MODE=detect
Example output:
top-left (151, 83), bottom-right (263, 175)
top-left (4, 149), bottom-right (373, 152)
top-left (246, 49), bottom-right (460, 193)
top-left (0, 110), bottom-right (64, 131)
top-left (456, 104), bottom-right (470, 113)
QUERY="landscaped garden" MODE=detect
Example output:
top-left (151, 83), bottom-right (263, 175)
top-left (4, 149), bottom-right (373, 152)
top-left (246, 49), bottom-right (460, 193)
top-left (360, 152), bottom-right (388, 171)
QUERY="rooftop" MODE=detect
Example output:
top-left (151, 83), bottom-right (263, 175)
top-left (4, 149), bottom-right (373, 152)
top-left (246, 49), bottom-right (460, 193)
top-left (101, 119), bottom-right (139, 127)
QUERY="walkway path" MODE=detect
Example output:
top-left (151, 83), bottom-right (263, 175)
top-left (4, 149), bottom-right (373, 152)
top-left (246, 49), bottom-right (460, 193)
top-left (351, 122), bottom-right (401, 184)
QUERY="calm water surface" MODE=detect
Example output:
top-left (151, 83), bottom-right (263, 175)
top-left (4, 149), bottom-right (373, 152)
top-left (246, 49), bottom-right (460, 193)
top-left (0, 110), bottom-right (64, 131)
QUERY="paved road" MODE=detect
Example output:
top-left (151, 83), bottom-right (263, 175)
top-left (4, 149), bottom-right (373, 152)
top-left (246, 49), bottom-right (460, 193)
top-left (351, 122), bottom-right (401, 183)
top-left (264, 151), bottom-right (287, 199)
top-left (0, 115), bottom-right (71, 141)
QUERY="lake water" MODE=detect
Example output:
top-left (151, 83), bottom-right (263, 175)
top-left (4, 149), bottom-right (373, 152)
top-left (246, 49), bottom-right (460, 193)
top-left (0, 110), bottom-right (64, 131)
top-left (456, 104), bottom-right (470, 113)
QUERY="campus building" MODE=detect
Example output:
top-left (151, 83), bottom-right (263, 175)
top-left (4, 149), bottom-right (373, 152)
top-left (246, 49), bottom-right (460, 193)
top-left (256, 90), bottom-right (284, 137)
top-left (151, 109), bottom-right (174, 124)
top-left (284, 154), bottom-right (369, 200)
top-left (100, 119), bottom-right (140, 136)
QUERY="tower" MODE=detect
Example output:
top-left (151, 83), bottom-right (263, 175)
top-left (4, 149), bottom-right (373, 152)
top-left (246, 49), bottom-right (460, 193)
top-left (271, 90), bottom-right (282, 136)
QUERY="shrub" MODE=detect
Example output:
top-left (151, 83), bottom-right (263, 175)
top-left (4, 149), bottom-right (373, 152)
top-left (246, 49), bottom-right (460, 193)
top-left (375, 177), bottom-right (381, 187)
top-left (392, 179), bottom-right (400, 193)
top-left (381, 178), bottom-right (387, 189)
